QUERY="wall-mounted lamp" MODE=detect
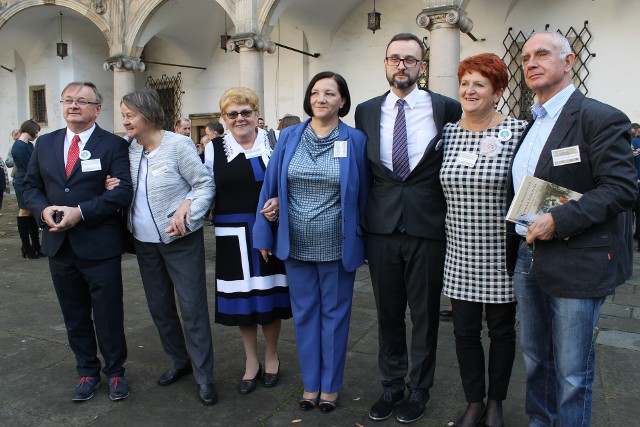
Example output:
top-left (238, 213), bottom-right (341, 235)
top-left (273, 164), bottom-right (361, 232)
top-left (367, 0), bottom-right (381, 33)
top-left (56, 12), bottom-right (68, 60)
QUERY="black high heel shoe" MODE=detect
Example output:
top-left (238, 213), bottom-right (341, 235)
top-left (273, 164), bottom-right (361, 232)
top-left (262, 359), bottom-right (280, 387)
top-left (21, 245), bottom-right (38, 259)
top-left (238, 364), bottom-right (262, 394)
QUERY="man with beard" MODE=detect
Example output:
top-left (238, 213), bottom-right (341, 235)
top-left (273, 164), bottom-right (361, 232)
top-left (355, 33), bottom-right (461, 423)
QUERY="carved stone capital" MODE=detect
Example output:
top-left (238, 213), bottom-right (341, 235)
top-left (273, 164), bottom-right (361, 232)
top-left (103, 56), bottom-right (145, 72)
top-left (225, 33), bottom-right (276, 54)
top-left (416, 6), bottom-right (473, 33)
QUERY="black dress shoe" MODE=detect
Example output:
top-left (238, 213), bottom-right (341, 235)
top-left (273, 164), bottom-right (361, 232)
top-left (157, 365), bottom-right (193, 386)
top-left (238, 364), bottom-right (262, 394)
top-left (199, 383), bottom-right (218, 406)
top-left (262, 360), bottom-right (280, 387)
top-left (369, 391), bottom-right (404, 421)
top-left (396, 390), bottom-right (429, 424)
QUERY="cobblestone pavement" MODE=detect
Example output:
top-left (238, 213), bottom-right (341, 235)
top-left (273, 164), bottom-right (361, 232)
top-left (1, 194), bottom-right (638, 426)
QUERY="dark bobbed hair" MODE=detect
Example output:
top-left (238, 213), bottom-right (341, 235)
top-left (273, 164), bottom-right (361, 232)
top-left (121, 88), bottom-right (165, 130)
top-left (61, 81), bottom-right (103, 104)
top-left (303, 71), bottom-right (351, 118)
top-left (386, 33), bottom-right (425, 57)
top-left (458, 53), bottom-right (508, 93)
top-left (20, 119), bottom-right (41, 138)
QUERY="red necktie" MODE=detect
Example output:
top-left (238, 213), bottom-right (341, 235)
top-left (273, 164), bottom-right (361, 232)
top-left (66, 134), bottom-right (80, 178)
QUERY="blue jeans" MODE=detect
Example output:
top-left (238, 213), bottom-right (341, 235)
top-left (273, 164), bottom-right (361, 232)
top-left (514, 242), bottom-right (604, 427)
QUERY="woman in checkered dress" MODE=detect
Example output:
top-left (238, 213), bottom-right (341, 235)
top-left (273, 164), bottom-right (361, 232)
top-left (439, 53), bottom-right (527, 427)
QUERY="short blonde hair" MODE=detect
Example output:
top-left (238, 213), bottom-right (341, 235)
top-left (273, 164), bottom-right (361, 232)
top-left (219, 87), bottom-right (259, 115)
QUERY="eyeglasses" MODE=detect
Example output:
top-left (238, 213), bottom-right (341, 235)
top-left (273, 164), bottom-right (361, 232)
top-left (497, 234), bottom-right (535, 275)
top-left (224, 109), bottom-right (254, 119)
top-left (385, 56), bottom-right (422, 68)
top-left (60, 99), bottom-right (100, 106)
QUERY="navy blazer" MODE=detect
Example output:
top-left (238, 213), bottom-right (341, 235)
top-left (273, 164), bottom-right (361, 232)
top-left (355, 88), bottom-right (462, 239)
top-left (253, 120), bottom-right (370, 272)
top-left (505, 90), bottom-right (637, 298)
top-left (22, 125), bottom-right (133, 259)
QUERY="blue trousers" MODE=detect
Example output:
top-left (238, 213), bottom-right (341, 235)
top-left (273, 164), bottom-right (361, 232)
top-left (514, 242), bottom-right (604, 427)
top-left (285, 258), bottom-right (355, 394)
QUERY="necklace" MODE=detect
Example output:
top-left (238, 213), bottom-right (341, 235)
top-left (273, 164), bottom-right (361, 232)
top-left (143, 131), bottom-right (164, 155)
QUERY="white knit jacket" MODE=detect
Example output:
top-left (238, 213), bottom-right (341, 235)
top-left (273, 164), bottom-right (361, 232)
top-left (128, 131), bottom-right (214, 244)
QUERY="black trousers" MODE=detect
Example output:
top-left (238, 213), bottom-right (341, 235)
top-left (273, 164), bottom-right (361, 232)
top-left (367, 232), bottom-right (445, 395)
top-left (49, 238), bottom-right (127, 378)
top-left (450, 298), bottom-right (516, 402)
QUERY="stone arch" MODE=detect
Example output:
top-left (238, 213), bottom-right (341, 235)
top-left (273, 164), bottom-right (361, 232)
top-left (122, 0), bottom-right (166, 57)
top-left (0, 0), bottom-right (110, 42)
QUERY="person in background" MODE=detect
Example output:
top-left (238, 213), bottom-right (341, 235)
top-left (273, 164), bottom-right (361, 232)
top-left (204, 121), bottom-right (224, 177)
top-left (0, 153), bottom-right (8, 212)
top-left (355, 33), bottom-right (462, 424)
top-left (274, 114), bottom-right (302, 139)
top-left (203, 122), bottom-right (224, 223)
top-left (12, 120), bottom-right (41, 259)
top-left (506, 31), bottom-right (636, 426)
top-left (22, 81), bottom-right (132, 402)
top-left (257, 117), bottom-right (266, 129)
top-left (440, 53), bottom-right (526, 427)
top-left (117, 88), bottom-right (216, 406)
top-left (631, 124), bottom-right (640, 250)
top-left (213, 87), bottom-right (291, 396)
top-left (174, 117), bottom-right (191, 137)
top-left (254, 71), bottom-right (369, 413)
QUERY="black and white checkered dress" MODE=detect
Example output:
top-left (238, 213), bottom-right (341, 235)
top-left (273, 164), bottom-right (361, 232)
top-left (439, 116), bottom-right (527, 303)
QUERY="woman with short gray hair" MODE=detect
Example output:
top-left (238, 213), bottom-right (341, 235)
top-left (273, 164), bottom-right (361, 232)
top-left (109, 88), bottom-right (217, 406)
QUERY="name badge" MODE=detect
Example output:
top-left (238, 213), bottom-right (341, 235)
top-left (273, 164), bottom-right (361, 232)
top-left (80, 159), bottom-right (101, 172)
top-left (150, 161), bottom-right (168, 177)
top-left (334, 140), bottom-right (347, 158)
top-left (552, 145), bottom-right (581, 166)
top-left (244, 147), bottom-right (263, 159)
top-left (456, 152), bottom-right (478, 167)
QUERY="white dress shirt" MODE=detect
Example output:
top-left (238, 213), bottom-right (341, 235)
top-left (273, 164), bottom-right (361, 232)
top-left (64, 125), bottom-right (95, 165)
top-left (380, 86), bottom-right (438, 173)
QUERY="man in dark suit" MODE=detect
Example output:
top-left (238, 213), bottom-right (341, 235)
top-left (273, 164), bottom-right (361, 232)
top-left (506, 32), bottom-right (636, 426)
top-left (355, 33), bottom-right (462, 424)
top-left (23, 82), bottom-right (133, 402)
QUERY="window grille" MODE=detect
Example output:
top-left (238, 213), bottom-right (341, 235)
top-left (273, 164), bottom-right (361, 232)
top-left (501, 21), bottom-right (594, 120)
top-left (30, 85), bottom-right (47, 125)
top-left (145, 73), bottom-right (183, 131)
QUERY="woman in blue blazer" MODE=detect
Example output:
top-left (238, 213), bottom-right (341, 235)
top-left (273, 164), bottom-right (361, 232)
top-left (253, 71), bottom-right (369, 413)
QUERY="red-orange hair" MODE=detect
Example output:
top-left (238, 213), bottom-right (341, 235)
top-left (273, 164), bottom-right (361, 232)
top-left (458, 53), bottom-right (508, 92)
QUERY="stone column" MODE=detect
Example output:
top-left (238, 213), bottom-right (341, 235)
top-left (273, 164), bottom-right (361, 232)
top-left (226, 35), bottom-right (276, 114)
top-left (103, 56), bottom-right (145, 135)
top-left (416, 3), bottom-right (473, 99)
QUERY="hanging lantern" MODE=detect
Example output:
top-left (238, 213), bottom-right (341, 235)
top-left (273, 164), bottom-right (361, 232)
top-left (367, 0), bottom-right (381, 33)
top-left (56, 12), bottom-right (68, 60)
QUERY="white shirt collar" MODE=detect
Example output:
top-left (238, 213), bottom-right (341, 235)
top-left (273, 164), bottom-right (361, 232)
top-left (222, 127), bottom-right (271, 163)
top-left (66, 124), bottom-right (96, 145)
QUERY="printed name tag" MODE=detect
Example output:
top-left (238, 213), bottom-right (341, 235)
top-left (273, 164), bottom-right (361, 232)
top-left (81, 159), bottom-right (101, 172)
top-left (456, 152), bottom-right (478, 167)
top-left (334, 141), bottom-right (347, 158)
top-left (244, 147), bottom-right (263, 159)
top-left (150, 161), bottom-right (168, 176)
top-left (552, 146), bottom-right (581, 166)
